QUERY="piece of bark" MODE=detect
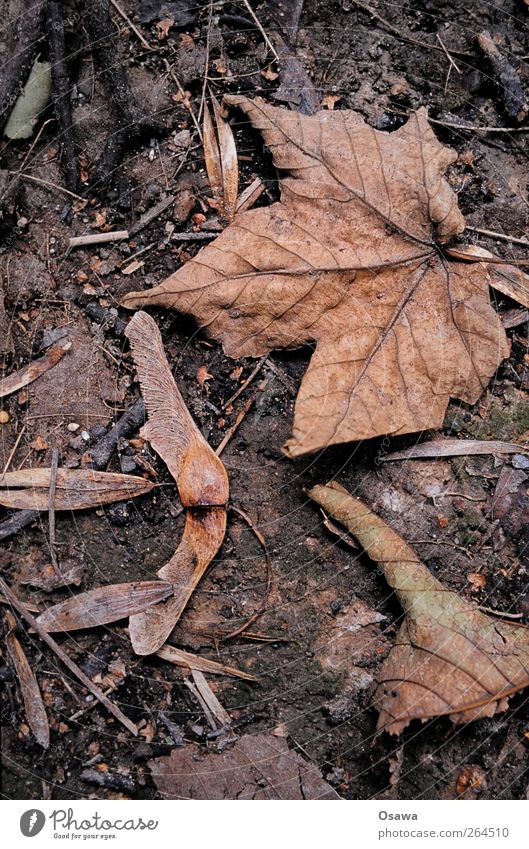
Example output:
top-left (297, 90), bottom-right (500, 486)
top-left (5, 610), bottom-right (50, 748)
top-left (149, 732), bottom-right (340, 799)
top-left (477, 31), bottom-right (526, 120)
top-left (0, 341), bottom-right (70, 399)
top-left (0, 509), bottom-right (39, 542)
top-left (47, 1), bottom-right (79, 191)
top-left (88, 399), bottom-right (146, 470)
top-left (0, 468), bottom-right (154, 511)
top-left (308, 482), bottom-right (529, 735)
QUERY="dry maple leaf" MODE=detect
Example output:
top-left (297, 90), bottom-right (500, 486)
top-left (308, 481), bottom-right (529, 735)
top-left (122, 97), bottom-right (510, 456)
top-left (125, 311), bottom-right (229, 655)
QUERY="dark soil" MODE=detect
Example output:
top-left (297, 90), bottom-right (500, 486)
top-left (1, 0), bottom-right (528, 801)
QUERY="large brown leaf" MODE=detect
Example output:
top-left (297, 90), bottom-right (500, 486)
top-left (308, 481), bottom-right (529, 735)
top-left (122, 98), bottom-right (510, 456)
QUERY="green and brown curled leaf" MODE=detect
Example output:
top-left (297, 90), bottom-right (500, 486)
top-left (308, 481), bottom-right (529, 735)
top-left (122, 97), bottom-right (511, 457)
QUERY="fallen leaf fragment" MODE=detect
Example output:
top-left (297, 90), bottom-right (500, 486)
top-left (122, 97), bottom-right (510, 456)
top-left (382, 438), bottom-right (528, 462)
top-left (5, 611), bottom-right (50, 748)
top-left (156, 643), bottom-right (256, 681)
top-left (125, 311), bottom-right (229, 655)
top-left (149, 732), bottom-right (340, 799)
top-left (0, 468), bottom-right (154, 511)
top-left (35, 582), bottom-right (174, 632)
top-left (203, 95), bottom-right (238, 223)
top-left (446, 244), bottom-right (529, 308)
top-left (0, 341), bottom-right (70, 399)
top-left (308, 481), bottom-right (529, 735)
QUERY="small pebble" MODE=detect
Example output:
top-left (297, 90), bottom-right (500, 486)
top-left (67, 422), bottom-right (80, 432)
top-left (512, 454), bottom-right (529, 470)
top-left (0, 410), bottom-right (9, 424)
top-left (81, 430), bottom-right (90, 441)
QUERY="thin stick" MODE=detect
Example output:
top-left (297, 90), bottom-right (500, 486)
top-left (164, 60), bottom-right (203, 142)
top-left (1, 425), bottom-right (26, 477)
top-left (437, 33), bottom-right (461, 74)
top-left (109, 0), bottom-right (153, 51)
top-left (48, 446), bottom-right (59, 569)
top-left (215, 395), bottom-right (255, 455)
top-left (170, 231), bottom-right (217, 242)
top-left (17, 173), bottom-right (86, 202)
top-left (478, 606), bottom-right (524, 620)
top-left (129, 195), bottom-right (175, 237)
top-left (240, 0), bottom-right (280, 62)
top-left (0, 577), bottom-right (138, 736)
top-left (465, 226), bottom-right (529, 248)
top-left (222, 354), bottom-right (268, 409)
top-left (218, 504), bottom-right (273, 641)
top-left (69, 230), bottom-right (129, 248)
top-left (429, 117), bottom-right (529, 134)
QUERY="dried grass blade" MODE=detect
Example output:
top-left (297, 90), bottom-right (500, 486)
top-left (211, 94), bottom-right (238, 222)
top-left (0, 468), bottom-right (155, 511)
top-left (0, 341), bottom-right (70, 399)
top-left (5, 610), bottom-right (50, 748)
top-left (203, 99), bottom-right (223, 206)
top-left (156, 644), bottom-right (257, 681)
top-left (35, 581), bottom-right (174, 632)
top-left (382, 438), bottom-right (528, 462)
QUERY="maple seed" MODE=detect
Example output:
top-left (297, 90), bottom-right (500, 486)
top-left (308, 481), bottom-right (529, 735)
top-left (122, 97), bottom-right (509, 456)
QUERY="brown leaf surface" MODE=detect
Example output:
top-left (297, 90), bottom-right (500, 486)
top-left (149, 732), bottom-right (340, 799)
top-left (308, 481), bottom-right (529, 735)
top-left (0, 468), bottom-right (155, 511)
top-left (5, 611), bottom-right (50, 748)
top-left (35, 581), bottom-right (174, 632)
top-left (125, 311), bottom-right (229, 655)
top-left (122, 97), bottom-right (510, 456)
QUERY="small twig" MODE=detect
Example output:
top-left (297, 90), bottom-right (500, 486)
top-left (222, 354), bottom-right (268, 409)
top-left (478, 606), bottom-right (524, 620)
top-left (109, 0), bottom-right (153, 51)
top-left (465, 226), bottom-right (529, 248)
top-left (129, 195), bottom-right (175, 237)
top-left (170, 231), bottom-right (217, 242)
top-left (0, 577), bottom-right (138, 736)
top-left (435, 491), bottom-right (487, 504)
top-left (47, 1), bottom-right (79, 191)
top-left (436, 34), bottom-right (461, 75)
top-left (16, 173), bottom-right (86, 202)
top-left (218, 505), bottom-right (273, 641)
top-left (235, 177), bottom-right (265, 214)
top-left (48, 446), bottom-right (59, 570)
top-left (216, 395), bottom-right (255, 455)
top-left (240, 0), bottom-right (280, 63)
top-left (1, 425), bottom-right (26, 477)
top-left (89, 398), bottom-right (146, 470)
top-left (69, 230), bottom-right (129, 248)
top-left (429, 117), bottom-right (529, 134)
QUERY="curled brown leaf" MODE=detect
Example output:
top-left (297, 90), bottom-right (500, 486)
top-left (308, 481), bottom-right (529, 735)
